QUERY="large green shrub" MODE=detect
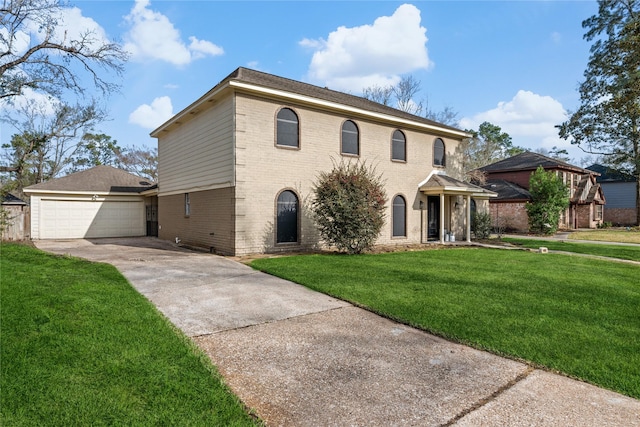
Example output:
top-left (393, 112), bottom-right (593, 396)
top-left (526, 166), bottom-right (569, 235)
top-left (312, 161), bottom-right (387, 254)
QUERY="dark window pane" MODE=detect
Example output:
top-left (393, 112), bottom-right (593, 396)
top-left (392, 130), bottom-right (406, 161)
top-left (277, 190), bottom-right (298, 243)
top-left (392, 195), bottom-right (406, 237)
top-left (434, 138), bottom-right (445, 166)
top-left (277, 108), bottom-right (299, 147)
top-left (341, 120), bottom-right (359, 155)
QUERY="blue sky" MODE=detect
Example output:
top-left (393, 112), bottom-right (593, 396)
top-left (3, 0), bottom-right (600, 164)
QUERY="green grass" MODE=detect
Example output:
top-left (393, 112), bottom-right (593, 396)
top-left (251, 248), bottom-right (640, 399)
top-left (570, 228), bottom-right (640, 244)
top-left (501, 237), bottom-right (640, 262)
top-left (1, 243), bottom-right (258, 426)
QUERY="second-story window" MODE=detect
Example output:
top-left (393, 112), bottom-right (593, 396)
top-left (433, 138), bottom-right (446, 167)
top-left (391, 130), bottom-right (406, 162)
top-left (276, 108), bottom-right (299, 148)
top-left (341, 120), bottom-right (359, 156)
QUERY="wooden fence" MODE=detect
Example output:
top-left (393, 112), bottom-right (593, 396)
top-left (1, 205), bottom-right (30, 241)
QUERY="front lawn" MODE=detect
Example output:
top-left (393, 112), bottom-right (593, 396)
top-left (251, 248), bottom-right (640, 399)
top-left (1, 243), bottom-right (257, 426)
top-left (501, 237), bottom-right (640, 261)
top-left (570, 228), bottom-right (640, 244)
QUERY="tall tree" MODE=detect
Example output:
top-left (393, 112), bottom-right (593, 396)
top-left (1, 98), bottom-right (107, 196)
top-left (459, 122), bottom-right (523, 181)
top-left (361, 75), bottom-right (423, 114)
top-left (0, 0), bottom-right (127, 100)
top-left (558, 0), bottom-right (640, 224)
top-left (69, 133), bottom-right (122, 172)
top-left (526, 166), bottom-right (570, 235)
top-left (117, 146), bottom-right (158, 182)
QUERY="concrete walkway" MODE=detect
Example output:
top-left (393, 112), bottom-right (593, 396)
top-left (34, 237), bottom-right (640, 427)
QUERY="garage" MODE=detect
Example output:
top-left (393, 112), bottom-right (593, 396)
top-left (39, 199), bottom-right (145, 239)
top-left (24, 165), bottom-right (156, 240)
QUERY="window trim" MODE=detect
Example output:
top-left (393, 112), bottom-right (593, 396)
top-left (275, 188), bottom-right (301, 246)
top-left (391, 129), bottom-right (407, 163)
top-left (340, 119), bottom-right (360, 157)
top-left (392, 194), bottom-right (407, 238)
top-left (275, 107), bottom-right (300, 149)
top-left (433, 138), bottom-right (446, 167)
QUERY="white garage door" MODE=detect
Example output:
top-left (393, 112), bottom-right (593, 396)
top-left (40, 199), bottom-right (145, 239)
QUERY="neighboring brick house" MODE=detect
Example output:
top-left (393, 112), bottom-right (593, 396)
top-left (150, 67), bottom-right (496, 256)
top-left (478, 152), bottom-right (605, 232)
top-left (586, 164), bottom-right (638, 226)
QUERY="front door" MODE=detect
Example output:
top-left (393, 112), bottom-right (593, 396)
top-left (427, 196), bottom-right (440, 239)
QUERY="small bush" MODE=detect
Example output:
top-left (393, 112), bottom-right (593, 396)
top-left (472, 211), bottom-right (492, 239)
top-left (312, 161), bottom-right (387, 254)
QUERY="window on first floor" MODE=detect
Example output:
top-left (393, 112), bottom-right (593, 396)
top-left (596, 204), bottom-right (603, 220)
top-left (392, 195), bottom-right (407, 237)
top-left (276, 190), bottom-right (299, 243)
top-left (184, 193), bottom-right (190, 217)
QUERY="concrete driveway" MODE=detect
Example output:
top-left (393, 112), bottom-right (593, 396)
top-left (34, 237), bottom-right (640, 427)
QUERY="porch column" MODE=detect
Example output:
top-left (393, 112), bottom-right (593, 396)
top-left (440, 193), bottom-right (445, 244)
top-left (466, 194), bottom-right (471, 243)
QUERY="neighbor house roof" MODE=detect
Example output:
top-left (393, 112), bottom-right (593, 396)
top-left (480, 179), bottom-right (531, 202)
top-left (586, 164), bottom-right (635, 183)
top-left (151, 67), bottom-right (470, 139)
top-left (0, 193), bottom-right (27, 205)
top-left (23, 165), bottom-right (155, 194)
top-left (478, 152), bottom-right (596, 175)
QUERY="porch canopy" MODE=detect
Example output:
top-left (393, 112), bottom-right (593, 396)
top-left (419, 174), bottom-right (497, 243)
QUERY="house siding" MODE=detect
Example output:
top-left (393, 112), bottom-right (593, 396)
top-left (158, 187), bottom-right (235, 255)
top-left (157, 93), bottom-right (235, 195)
top-left (232, 92), bottom-right (462, 255)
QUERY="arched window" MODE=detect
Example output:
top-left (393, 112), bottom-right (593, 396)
top-left (276, 108), bottom-right (299, 148)
top-left (392, 195), bottom-right (406, 237)
top-left (341, 120), bottom-right (359, 155)
top-left (276, 190), bottom-right (299, 243)
top-left (391, 130), bottom-right (406, 161)
top-left (470, 198), bottom-right (477, 217)
top-left (433, 138), bottom-right (446, 166)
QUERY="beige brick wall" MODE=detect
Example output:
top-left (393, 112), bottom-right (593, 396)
top-left (158, 187), bottom-right (236, 255)
top-left (232, 93), bottom-right (467, 254)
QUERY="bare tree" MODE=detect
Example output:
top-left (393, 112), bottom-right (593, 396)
top-left (0, 0), bottom-right (128, 100)
top-left (362, 85), bottom-right (393, 106)
top-left (117, 146), bottom-right (158, 182)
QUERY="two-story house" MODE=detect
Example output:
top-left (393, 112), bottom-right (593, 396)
top-left (478, 152), bottom-right (605, 232)
top-left (151, 68), bottom-right (496, 256)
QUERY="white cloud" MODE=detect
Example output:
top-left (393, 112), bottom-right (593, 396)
top-left (460, 90), bottom-right (573, 153)
top-left (301, 4), bottom-right (432, 92)
top-left (1, 88), bottom-right (60, 116)
top-left (129, 96), bottom-right (173, 129)
top-left (124, 0), bottom-right (223, 66)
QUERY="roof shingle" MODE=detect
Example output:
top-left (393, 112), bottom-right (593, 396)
top-left (24, 166), bottom-right (154, 193)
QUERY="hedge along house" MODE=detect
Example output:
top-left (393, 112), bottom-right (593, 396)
top-left (151, 68), bottom-right (496, 256)
top-left (478, 152), bottom-right (606, 232)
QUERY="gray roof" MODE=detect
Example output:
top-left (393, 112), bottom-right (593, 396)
top-left (478, 152), bottom-right (594, 174)
top-left (586, 164), bottom-right (635, 183)
top-left (481, 179), bottom-right (531, 201)
top-left (153, 67), bottom-right (467, 137)
top-left (0, 193), bottom-right (27, 205)
top-left (419, 174), bottom-right (497, 197)
top-left (24, 165), bottom-right (155, 193)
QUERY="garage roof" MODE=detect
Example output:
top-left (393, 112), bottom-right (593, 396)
top-left (24, 165), bottom-right (155, 194)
